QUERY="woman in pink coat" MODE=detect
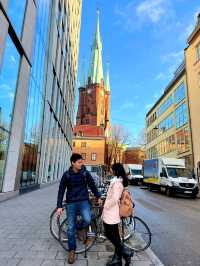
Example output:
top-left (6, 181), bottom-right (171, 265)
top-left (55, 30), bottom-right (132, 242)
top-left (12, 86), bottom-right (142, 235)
top-left (102, 163), bottom-right (134, 266)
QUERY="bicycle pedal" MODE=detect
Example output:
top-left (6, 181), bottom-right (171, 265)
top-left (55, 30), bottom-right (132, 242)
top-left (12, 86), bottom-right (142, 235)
top-left (87, 232), bottom-right (95, 237)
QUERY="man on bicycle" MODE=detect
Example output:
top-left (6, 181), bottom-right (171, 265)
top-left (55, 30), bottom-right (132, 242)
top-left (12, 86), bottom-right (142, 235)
top-left (56, 153), bottom-right (102, 264)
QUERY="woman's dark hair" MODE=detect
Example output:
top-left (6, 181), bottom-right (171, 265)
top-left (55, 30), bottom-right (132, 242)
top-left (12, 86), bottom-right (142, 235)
top-left (112, 163), bottom-right (129, 187)
top-left (70, 153), bottom-right (83, 164)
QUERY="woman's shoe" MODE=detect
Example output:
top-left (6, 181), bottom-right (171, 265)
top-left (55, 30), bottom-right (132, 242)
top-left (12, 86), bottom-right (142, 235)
top-left (106, 253), bottom-right (122, 266)
top-left (121, 245), bottom-right (134, 266)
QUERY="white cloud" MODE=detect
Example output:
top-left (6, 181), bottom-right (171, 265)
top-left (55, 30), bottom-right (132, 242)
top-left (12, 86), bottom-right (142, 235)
top-left (161, 50), bottom-right (184, 78)
top-left (0, 84), bottom-right (12, 91)
top-left (155, 72), bottom-right (166, 80)
top-left (161, 50), bottom-right (183, 63)
top-left (114, 0), bottom-right (175, 32)
top-left (180, 7), bottom-right (200, 41)
top-left (145, 103), bottom-right (153, 110)
top-left (136, 0), bottom-right (170, 23)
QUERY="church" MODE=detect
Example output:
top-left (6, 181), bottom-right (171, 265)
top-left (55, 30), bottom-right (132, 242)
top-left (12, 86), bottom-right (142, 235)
top-left (73, 10), bottom-right (111, 175)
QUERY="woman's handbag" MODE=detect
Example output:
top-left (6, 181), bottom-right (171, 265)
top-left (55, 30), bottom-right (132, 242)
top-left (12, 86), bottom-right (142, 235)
top-left (119, 188), bottom-right (134, 218)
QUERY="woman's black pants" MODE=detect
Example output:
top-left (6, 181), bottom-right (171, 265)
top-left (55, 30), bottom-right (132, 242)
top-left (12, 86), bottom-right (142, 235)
top-left (103, 222), bottom-right (122, 256)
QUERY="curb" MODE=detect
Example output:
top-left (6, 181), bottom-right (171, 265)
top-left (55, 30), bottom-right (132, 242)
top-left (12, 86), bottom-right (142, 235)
top-left (145, 247), bottom-right (165, 266)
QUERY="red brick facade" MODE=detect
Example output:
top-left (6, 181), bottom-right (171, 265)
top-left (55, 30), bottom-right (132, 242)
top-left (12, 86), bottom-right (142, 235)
top-left (123, 147), bottom-right (146, 164)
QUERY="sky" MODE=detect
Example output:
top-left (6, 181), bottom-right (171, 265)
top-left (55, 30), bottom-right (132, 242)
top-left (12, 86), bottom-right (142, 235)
top-left (76, 0), bottom-right (200, 145)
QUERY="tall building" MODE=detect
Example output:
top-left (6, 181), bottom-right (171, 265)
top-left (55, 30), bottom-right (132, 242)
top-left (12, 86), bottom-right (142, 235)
top-left (73, 10), bottom-right (111, 171)
top-left (185, 14), bottom-right (200, 176)
top-left (0, 0), bottom-right (82, 199)
top-left (75, 10), bottom-right (111, 137)
top-left (145, 63), bottom-right (193, 169)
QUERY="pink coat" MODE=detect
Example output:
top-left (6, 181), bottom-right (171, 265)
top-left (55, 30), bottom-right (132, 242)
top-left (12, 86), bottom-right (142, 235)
top-left (102, 177), bottom-right (124, 224)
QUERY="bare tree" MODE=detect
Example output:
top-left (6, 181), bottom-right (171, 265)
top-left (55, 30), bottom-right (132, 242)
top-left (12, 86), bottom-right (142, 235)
top-left (131, 128), bottom-right (146, 148)
top-left (106, 124), bottom-right (131, 170)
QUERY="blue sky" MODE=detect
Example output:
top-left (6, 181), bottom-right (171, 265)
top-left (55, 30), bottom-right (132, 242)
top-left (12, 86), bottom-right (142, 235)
top-left (77, 0), bottom-right (200, 145)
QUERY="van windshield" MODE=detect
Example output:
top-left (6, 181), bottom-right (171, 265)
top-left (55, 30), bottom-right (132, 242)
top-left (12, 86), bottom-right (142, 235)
top-left (131, 169), bottom-right (142, 175)
top-left (167, 168), bottom-right (193, 178)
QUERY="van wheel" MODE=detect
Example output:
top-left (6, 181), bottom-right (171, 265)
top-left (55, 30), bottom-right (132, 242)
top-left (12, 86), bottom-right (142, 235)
top-left (166, 188), bottom-right (172, 197)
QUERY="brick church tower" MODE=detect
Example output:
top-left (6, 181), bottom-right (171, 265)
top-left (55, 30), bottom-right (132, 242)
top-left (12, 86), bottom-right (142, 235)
top-left (75, 10), bottom-right (111, 138)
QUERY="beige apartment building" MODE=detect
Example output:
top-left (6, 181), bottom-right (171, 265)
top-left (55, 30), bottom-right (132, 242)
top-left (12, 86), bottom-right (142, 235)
top-left (185, 14), bottom-right (200, 176)
top-left (146, 63), bottom-right (193, 169)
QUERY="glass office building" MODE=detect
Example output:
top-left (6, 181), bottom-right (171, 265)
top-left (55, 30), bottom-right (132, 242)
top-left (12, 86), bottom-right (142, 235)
top-left (0, 0), bottom-right (82, 197)
top-left (145, 63), bottom-right (193, 169)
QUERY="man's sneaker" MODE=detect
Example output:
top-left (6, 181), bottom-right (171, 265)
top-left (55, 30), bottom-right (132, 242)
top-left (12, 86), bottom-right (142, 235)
top-left (68, 250), bottom-right (76, 264)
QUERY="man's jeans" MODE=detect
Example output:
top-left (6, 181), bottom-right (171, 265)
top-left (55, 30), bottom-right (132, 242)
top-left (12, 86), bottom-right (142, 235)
top-left (66, 200), bottom-right (91, 251)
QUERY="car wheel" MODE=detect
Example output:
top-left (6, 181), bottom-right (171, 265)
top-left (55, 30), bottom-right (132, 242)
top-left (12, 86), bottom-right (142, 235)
top-left (166, 187), bottom-right (172, 197)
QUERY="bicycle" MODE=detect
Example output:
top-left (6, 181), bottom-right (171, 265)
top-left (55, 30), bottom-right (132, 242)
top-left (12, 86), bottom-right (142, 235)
top-left (58, 202), bottom-right (151, 254)
top-left (49, 184), bottom-right (109, 241)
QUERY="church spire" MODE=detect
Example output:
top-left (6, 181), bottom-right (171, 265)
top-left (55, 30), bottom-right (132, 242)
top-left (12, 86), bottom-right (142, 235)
top-left (88, 9), bottom-right (104, 84)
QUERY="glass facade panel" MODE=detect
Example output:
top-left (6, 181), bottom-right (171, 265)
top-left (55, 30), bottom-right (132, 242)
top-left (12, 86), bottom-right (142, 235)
top-left (174, 82), bottom-right (186, 104)
top-left (0, 35), bottom-right (21, 190)
top-left (8, 0), bottom-right (26, 37)
top-left (158, 95), bottom-right (173, 117)
top-left (175, 103), bottom-right (188, 128)
top-left (159, 113), bottom-right (174, 133)
top-left (21, 0), bottom-right (50, 188)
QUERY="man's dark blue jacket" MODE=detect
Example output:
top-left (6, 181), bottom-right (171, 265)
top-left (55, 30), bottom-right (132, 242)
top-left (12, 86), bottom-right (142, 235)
top-left (57, 166), bottom-right (101, 208)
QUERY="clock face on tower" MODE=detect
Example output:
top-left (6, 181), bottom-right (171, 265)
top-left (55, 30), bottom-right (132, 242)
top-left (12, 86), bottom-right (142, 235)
top-left (87, 89), bottom-right (92, 94)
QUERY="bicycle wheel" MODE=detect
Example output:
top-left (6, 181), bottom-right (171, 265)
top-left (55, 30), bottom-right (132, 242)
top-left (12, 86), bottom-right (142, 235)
top-left (58, 217), bottom-right (96, 254)
top-left (119, 216), bottom-right (135, 241)
top-left (49, 205), bottom-right (67, 240)
top-left (124, 216), bottom-right (151, 252)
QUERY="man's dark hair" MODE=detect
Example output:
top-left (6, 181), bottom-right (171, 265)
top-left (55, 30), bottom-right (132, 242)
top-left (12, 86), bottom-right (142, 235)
top-left (70, 153), bottom-right (83, 164)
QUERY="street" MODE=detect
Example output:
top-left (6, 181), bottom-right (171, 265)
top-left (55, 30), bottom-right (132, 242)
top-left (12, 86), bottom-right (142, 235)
top-left (129, 185), bottom-right (200, 266)
top-left (0, 183), bottom-right (161, 266)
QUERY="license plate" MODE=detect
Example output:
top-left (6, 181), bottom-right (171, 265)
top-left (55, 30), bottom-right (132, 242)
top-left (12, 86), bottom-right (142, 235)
top-left (184, 191), bottom-right (192, 194)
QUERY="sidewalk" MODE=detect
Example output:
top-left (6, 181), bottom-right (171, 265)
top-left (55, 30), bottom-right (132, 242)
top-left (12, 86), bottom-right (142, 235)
top-left (0, 183), bottom-right (164, 266)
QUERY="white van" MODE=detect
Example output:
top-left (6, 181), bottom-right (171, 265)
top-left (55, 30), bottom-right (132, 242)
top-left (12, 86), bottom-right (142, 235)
top-left (124, 164), bottom-right (143, 185)
top-left (143, 158), bottom-right (199, 198)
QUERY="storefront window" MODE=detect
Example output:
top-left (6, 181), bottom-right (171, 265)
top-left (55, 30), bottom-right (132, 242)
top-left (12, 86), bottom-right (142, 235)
top-left (0, 35), bottom-right (20, 190)
top-left (177, 128), bottom-right (190, 154)
top-left (8, 0), bottom-right (27, 37)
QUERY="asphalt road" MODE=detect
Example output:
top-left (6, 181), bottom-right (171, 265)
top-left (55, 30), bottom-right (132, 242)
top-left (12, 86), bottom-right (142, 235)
top-left (129, 185), bottom-right (200, 266)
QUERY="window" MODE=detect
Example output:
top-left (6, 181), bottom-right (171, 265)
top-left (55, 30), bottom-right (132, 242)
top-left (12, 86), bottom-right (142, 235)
top-left (159, 114), bottom-right (174, 134)
top-left (0, 35), bottom-right (21, 190)
top-left (174, 82), bottom-right (186, 104)
top-left (81, 153), bottom-right (86, 160)
top-left (176, 128), bottom-right (190, 154)
top-left (73, 142), bottom-right (75, 147)
top-left (21, 0), bottom-right (50, 188)
top-left (197, 43), bottom-right (200, 61)
top-left (158, 95), bottom-right (173, 117)
top-left (175, 103), bottom-right (188, 128)
top-left (78, 131), bottom-right (83, 136)
top-left (91, 153), bottom-right (97, 161)
top-left (8, 0), bottom-right (27, 37)
top-left (81, 142), bottom-right (86, 148)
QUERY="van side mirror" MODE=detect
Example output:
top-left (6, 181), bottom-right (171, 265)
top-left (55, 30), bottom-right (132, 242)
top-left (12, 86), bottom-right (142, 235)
top-left (160, 172), bottom-right (163, 177)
